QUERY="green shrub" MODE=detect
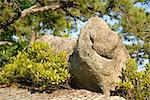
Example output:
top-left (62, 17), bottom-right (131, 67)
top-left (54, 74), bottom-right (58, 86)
top-left (0, 42), bottom-right (70, 87)
top-left (113, 58), bottom-right (150, 99)
top-left (0, 40), bottom-right (27, 67)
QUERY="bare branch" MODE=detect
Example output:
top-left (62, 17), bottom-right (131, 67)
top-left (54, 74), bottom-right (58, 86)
top-left (0, 41), bottom-right (12, 45)
top-left (0, 2), bottom-right (62, 29)
top-left (21, 3), bottom-right (62, 18)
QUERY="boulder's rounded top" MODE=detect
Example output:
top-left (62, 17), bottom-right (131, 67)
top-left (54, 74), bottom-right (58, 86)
top-left (87, 16), bottom-right (109, 29)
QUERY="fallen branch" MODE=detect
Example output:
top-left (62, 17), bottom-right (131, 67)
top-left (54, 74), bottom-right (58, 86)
top-left (0, 41), bottom-right (12, 45)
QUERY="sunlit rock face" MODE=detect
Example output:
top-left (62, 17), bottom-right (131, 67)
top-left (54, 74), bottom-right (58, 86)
top-left (70, 17), bottom-right (129, 95)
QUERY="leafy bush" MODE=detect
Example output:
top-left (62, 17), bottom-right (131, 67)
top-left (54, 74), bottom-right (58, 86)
top-left (113, 58), bottom-right (150, 99)
top-left (0, 42), bottom-right (70, 88)
top-left (0, 41), bottom-right (27, 67)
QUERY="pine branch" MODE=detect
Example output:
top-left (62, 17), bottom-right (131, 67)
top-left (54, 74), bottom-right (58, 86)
top-left (0, 2), bottom-right (62, 30)
top-left (21, 3), bottom-right (62, 18)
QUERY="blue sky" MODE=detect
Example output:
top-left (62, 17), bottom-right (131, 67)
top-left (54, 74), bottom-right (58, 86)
top-left (71, 2), bottom-right (150, 37)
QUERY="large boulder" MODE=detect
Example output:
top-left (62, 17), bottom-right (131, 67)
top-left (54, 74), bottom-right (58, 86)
top-left (70, 17), bottom-right (129, 95)
top-left (37, 17), bottom-right (129, 95)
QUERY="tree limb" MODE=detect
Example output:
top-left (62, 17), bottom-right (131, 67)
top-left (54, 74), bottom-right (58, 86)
top-left (0, 2), bottom-right (62, 29)
top-left (0, 41), bottom-right (12, 45)
top-left (21, 3), bottom-right (62, 18)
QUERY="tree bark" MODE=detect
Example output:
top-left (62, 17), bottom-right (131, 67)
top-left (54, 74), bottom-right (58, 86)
top-left (21, 3), bottom-right (61, 18)
top-left (29, 32), bottom-right (37, 46)
top-left (0, 41), bottom-right (12, 45)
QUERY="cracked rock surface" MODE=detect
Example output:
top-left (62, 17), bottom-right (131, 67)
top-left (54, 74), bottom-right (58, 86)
top-left (70, 17), bottom-right (129, 95)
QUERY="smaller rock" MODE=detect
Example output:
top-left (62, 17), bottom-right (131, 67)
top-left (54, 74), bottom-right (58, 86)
top-left (37, 35), bottom-right (77, 60)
